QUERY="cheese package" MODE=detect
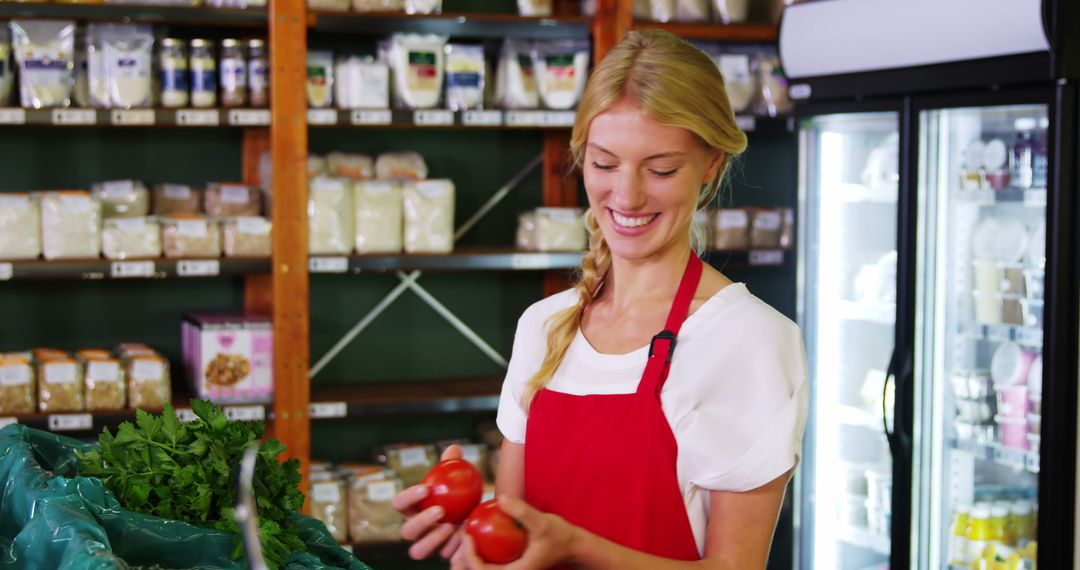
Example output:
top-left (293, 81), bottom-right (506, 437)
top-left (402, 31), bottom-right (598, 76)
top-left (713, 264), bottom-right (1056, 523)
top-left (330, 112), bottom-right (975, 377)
top-left (223, 216), bottom-right (272, 257)
top-left (334, 56), bottom-right (390, 110)
top-left (352, 0), bottom-right (403, 11)
top-left (308, 177), bottom-right (355, 255)
top-left (10, 20), bottom-right (76, 108)
top-left (37, 354), bottom-right (85, 413)
top-left (534, 207), bottom-right (586, 251)
top-left (102, 217), bottom-right (161, 259)
top-left (308, 155), bottom-right (328, 178)
top-left (0, 193), bottom-right (42, 259)
top-left (307, 50), bottom-right (334, 108)
top-left (39, 191), bottom-right (102, 260)
top-left (347, 467), bottom-right (405, 543)
top-left (403, 179), bottom-right (454, 254)
top-left (496, 40), bottom-right (539, 109)
top-left (375, 151), bottom-right (428, 181)
top-left (327, 152), bottom-right (374, 180)
top-left (532, 40), bottom-right (590, 110)
top-left (403, 0), bottom-right (440, 13)
top-left (354, 180), bottom-right (403, 254)
top-left (307, 0), bottom-right (349, 10)
top-left (0, 353), bottom-right (35, 415)
top-left (310, 471), bottom-right (348, 543)
top-left (182, 312), bottom-right (274, 404)
top-left (516, 211), bottom-right (537, 251)
top-left (92, 180), bottom-right (151, 218)
top-left (78, 349), bottom-right (126, 411)
top-left (750, 208), bottom-right (783, 248)
top-left (161, 214), bottom-right (222, 258)
top-left (389, 34), bottom-right (446, 109)
top-left (204, 183), bottom-right (262, 217)
top-left (123, 352), bottom-right (170, 411)
top-left (445, 43), bottom-right (485, 111)
top-left (713, 208), bottom-right (750, 250)
top-left (152, 184), bottom-right (202, 215)
top-left (517, 0), bottom-right (552, 16)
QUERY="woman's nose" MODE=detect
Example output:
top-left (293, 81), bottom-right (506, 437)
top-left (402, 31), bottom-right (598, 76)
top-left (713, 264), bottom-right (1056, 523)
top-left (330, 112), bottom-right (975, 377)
top-left (610, 171), bottom-right (647, 211)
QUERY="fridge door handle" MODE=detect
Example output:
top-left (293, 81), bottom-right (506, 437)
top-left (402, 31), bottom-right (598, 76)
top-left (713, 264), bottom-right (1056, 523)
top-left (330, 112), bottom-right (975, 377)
top-left (882, 348), bottom-right (898, 456)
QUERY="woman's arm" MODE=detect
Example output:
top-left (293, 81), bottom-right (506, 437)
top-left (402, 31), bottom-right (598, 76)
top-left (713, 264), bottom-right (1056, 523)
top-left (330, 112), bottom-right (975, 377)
top-left (495, 440), bottom-right (525, 499)
top-left (454, 470), bottom-right (792, 570)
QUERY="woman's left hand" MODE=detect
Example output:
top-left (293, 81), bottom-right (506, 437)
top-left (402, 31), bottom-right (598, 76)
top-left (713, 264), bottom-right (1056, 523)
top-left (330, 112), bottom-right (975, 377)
top-left (450, 496), bottom-right (577, 570)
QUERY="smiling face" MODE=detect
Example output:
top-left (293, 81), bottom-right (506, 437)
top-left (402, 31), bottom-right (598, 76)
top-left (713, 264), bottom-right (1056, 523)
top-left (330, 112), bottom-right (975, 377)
top-left (583, 98), bottom-right (724, 262)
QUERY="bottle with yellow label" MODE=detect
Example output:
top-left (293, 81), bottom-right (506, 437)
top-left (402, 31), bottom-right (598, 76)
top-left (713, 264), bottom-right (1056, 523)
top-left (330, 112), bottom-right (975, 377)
top-left (1009, 501), bottom-right (1035, 547)
top-left (950, 504), bottom-right (972, 565)
top-left (967, 504), bottom-right (993, 562)
top-left (990, 502), bottom-right (1010, 548)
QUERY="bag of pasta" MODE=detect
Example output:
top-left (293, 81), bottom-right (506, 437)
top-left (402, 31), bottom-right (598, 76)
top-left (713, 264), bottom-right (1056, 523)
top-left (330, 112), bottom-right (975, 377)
top-left (36, 353), bottom-right (85, 413)
top-left (310, 470), bottom-right (348, 543)
top-left (347, 468), bottom-right (404, 543)
top-left (0, 353), bottom-right (35, 415)
top-left (123, 352), bottom-right (170, 411)
top-left (78, 349), bottom-right (126, 411)
top-left (377, 443), bottom-right (436, 487)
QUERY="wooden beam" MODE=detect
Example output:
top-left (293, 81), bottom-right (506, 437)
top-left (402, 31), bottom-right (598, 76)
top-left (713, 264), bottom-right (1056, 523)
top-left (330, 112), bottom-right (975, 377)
top-left (269, 0), bottom-right (311, 500)
top-left (542, 132), bottom-right (580, 297)
top-left (242, 129), bottom-right (273, 317)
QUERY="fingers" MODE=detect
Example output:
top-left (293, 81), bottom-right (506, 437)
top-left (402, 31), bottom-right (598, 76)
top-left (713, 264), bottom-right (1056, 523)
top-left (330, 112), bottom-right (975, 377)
top-left (497, 496), bottom-right (536, 526)
top-left (392, 484), bottom-right (430, 515)
top-left (400, 505), bottom-right (445, 541)
top-left (408, 522), bottom-right (456, 560)
top-left (461, 535), bottom-right (493, 569)
top-left (440, 527), bottom-right (464, 559)
top-left (441, 443), bottom-right (464, 461)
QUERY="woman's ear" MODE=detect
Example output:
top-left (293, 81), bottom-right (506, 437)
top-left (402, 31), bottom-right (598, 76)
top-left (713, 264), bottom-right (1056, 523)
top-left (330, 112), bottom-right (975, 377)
top-left (702, 151), bottom-right (726, 185)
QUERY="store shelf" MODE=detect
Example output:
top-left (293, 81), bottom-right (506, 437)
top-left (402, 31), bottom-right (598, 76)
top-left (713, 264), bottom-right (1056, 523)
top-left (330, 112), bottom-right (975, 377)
top-left (951, 439), bottom-right (1040, 474)
top-left (310, 11), bottom-right (591, 39)
top-left (310, 378), bottom-right (501, 416)
top-left (838, 525), bottom-right (891, 555)
top-left (0, 108), bottom-right (270, 128)
top-left (734, 114), bottom-right (794, 135)
top-left (0, 397), bottom-right (269, 434)
top-left (307, 108), bottom-right (576, 129)
top-left (836, 404), bottom-right (883, 431)
top-left (959, 321), bottom-right (1043, 348)
top-left (632, 20), bottom-right (777, 42)
top-left (837, 300), bottom-right (896, 325)
top-left (834, 182), bottom-right (898, 204)
top-left (955, 188), bottom-right (1047, 207)
top-left (0, 1), bottom-right (267, 27)
top-left (308, 248), bottom-right (582, 274)
top-left (0, 257), bottom-right (270, 281)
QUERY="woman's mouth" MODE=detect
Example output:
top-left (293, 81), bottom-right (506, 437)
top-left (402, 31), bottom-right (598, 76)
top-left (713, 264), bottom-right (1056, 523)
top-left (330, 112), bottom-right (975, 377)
top-left (609, 208), bottom-right (660, 235)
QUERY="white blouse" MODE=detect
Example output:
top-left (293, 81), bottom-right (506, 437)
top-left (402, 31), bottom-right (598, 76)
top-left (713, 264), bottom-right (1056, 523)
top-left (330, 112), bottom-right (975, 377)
top-left (496, 283), bottom-right (809, 556)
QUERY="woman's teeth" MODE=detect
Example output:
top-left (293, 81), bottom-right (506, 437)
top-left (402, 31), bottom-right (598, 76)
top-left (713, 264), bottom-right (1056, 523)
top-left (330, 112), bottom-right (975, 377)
top-left (612, 211), bottom-right (657, 228)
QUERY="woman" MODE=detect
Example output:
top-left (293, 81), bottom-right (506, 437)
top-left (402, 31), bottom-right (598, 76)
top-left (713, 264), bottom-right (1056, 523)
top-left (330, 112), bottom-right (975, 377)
top-left (393, 29), bottom-right (808, 569)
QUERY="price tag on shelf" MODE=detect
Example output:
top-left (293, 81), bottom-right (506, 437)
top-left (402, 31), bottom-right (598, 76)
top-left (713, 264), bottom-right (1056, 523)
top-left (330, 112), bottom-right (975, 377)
top-left (310, 401), bottom-right (347, 419)
top-left (510, 253), bottom-right (553, 270)
top-left (224, 405), bottom-right (265, 422)
top-left (52, 109), bottom-right (97, 126)
top-left (413, 110), bottom-right (454, 126)
top-left (505, 111), bottom-right (543, 127)
top-left (748, 250), bottom-right (784, 266)
top-left (48, 413), bottom-right (93, 432)
top-left (735, 115), bottom-right (757, 132)
top-left (110, 261), bottom-right (155, 278)
top-left (177, 259), bottom-right (220, 277)
top-left (541, 111), bottom-right (576, 127)
top-left (462, 110), bottom-right (502, 127)
top-left (0, 108), bottom-right (26, 125)
top-left (0, 417), bottom-right (16, 429)
top-left (175, 408), bottom-right (198, 423)
top-left (111, 110), bottom-right (155, 126)
top-left (228, 109), bottom-right (271, 126)
top-left (351, 109), bottom-right (392, 126)
top-left (309, 256), bottom-right (349, 273)
top-left (307, 108), bottom-right (338, 126)
top-left (177, 109), bottom-right (220, 126)
top-left (0, 262), bottom-right (12, 281)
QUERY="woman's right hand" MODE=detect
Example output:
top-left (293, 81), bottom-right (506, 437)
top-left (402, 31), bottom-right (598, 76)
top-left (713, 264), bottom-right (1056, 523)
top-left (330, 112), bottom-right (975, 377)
top-left (392, 444), bottom-right (466, 560)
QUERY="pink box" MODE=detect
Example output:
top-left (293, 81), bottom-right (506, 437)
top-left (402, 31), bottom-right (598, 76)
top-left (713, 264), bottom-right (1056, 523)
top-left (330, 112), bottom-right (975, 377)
top-left (996, 385), bottom-right (1029, 418)
top-left (996, 415), bottom-right (1029, 451)
top-left (182, 312), bottom-right (273, 404)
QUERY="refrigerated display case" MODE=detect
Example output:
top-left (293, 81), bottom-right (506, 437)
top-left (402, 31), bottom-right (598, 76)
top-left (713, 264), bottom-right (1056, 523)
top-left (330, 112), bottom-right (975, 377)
top-left (798, 111), bottom-right (900, 570)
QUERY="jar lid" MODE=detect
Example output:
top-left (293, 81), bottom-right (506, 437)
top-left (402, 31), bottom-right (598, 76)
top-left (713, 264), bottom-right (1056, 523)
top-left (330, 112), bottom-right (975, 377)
top-left (221, 38), bottom-right (242, 48)
top-left (248, 38), bottom-right (266, 49)
top-left (161, 38), bottom-right (187, 48)
top-left (190, 38), bottom-right (215, 48)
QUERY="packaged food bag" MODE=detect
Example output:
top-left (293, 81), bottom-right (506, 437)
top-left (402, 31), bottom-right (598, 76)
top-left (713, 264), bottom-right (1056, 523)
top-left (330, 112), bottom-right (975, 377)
top-left (403, 179), bottom-right (454, 254)
top-left (354, 180), bottom-right (403, 254)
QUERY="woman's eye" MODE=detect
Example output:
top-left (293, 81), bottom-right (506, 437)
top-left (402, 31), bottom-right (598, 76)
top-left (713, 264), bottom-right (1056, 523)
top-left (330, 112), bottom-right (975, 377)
top-left (650, 168), bottom-right (679, 177)
top-left (591, 162), bottom-right (616, 171)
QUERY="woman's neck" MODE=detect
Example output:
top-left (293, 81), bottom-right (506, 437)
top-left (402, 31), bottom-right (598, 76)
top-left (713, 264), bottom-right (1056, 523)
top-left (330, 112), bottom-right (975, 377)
top-left (601, 241), bottom-right (692, 313)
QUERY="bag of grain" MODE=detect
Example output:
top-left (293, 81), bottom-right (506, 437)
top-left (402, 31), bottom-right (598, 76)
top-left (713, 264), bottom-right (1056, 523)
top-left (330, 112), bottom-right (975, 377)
top-left (39, 191), bottom-right (102, 260)
top-left (403, 179), bottom-right (454, 254)
top-left (309, 177), bottom-right (355, 255)
top-left (0, 193), bottom-right (41, 259)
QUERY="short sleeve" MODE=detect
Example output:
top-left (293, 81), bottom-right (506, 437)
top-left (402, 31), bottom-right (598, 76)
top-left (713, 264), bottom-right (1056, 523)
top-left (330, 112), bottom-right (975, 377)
top-left (496, 306), bottom-right (548, 444)
top-left (678, 320), bottom-right (809, 493)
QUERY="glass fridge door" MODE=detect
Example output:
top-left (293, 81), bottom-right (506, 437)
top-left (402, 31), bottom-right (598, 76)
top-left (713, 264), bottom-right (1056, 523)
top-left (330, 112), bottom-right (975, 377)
top-left (914, 104), bottom-right (1047, 569)
top-left (798, 112), bottom-right (899, 570)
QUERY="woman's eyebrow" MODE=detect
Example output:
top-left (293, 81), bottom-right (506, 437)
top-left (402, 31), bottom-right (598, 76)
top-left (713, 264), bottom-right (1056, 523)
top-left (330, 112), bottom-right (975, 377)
top-left (587, 143), bottom-right (688, 161)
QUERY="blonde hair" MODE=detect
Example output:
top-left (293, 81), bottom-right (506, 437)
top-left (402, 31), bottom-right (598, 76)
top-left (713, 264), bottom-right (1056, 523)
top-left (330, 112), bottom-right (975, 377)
top-left (521, 30), bottom-right (749, 409)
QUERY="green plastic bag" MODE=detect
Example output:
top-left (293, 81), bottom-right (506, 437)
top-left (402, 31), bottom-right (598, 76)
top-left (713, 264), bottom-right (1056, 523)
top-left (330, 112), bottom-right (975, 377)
top-left (0, 424), bottom-right (373, 570)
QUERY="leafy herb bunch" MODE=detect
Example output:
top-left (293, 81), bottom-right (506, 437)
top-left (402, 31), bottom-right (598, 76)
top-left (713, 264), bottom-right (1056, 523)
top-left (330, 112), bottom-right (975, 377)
top-left (78, 400), bottom-right (306, 569)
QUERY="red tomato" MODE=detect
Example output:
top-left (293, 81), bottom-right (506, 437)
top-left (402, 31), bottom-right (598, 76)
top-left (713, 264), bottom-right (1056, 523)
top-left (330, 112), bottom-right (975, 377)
top-left (418, 459), bottom-right (483, 524)
top-left (465, 499), bottom-right (528, 564)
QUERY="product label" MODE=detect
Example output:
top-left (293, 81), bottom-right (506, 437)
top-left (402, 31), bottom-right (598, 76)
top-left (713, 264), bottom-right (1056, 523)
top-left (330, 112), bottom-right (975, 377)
top-left (755, 211), bottom-right (782, 230)
top-left (177, 259), bottom-right (220, 277)
top-left (220, 58), bottom-right (247, 93)
top-left (0, 418), bottom-right (16, 429)
top-left (87, 361), bottom-right (120, 382)
top-left (110, 260), bottom-right (155, 278)
top-left (22, 53), bottom-right (71, 108)
top-left (0, 263), bottom-right (11, 281)
top-left (111, 109), bottom-right (155, 126)
top-left (506, 111), bottom-right (543, 127)
top-left (0, 365), bottom-right (30, 386)
top-left (748, 250), bottom-right (784, 266)
top-left (462, 110), bottom-right (502, 127)
top-left (0, 108), bottom-right (26, 125)
top-left (308, 256), bottom-right (348, 273)
top-left (398, 446), bottom-right (428, 468)
top-left (407, 51), bottom-right (439, 91)
top-left (249, 61), bottom-right (268, 93)
top-left (354, 64), bottom-right (389, 108)
top-left (413, 110), bottom-right (453, 126)
top-left (163, 184), bottom-right (192, 200)
top-left (236, 217), bottom-right (270, 235)
top-left (48, 414), bottom-right (92, 431)
top-left (52, 109), bottom-right (97, 126)
top-left (718, 54), bottom-right (752, 84)
top-left (544, 53), bottom-right (577, 91)
top-left (220, 185), bottom-right (250, 204)
top-left (312, 481), bottom-right (341, 503)
top-left (224, 406), bottom-right (265, 421)
top-left (132, 359), bottom-right (164, 381)
top-left (351, 109), bottom-right (392, 125)
top-left (176, 219), bottom-right (208, 238)
top-left (308, 109), bottom-right (338, 125)
top-left (44, 362), bottom-right (77, 385)
top-left (113, 218), bottom-right (147, 234)
top-left (110, 52), bottom-right (151, 82)
top-left (366, 480), bottom-right (397, 502)
top-left (101, 180), bottom-right (135, 200)
top-left (511, 253), bottom-right (553, 270)
top-left (176, 109), bottom-right (219, 126)
top-left (309, 401), bottom-right (347, 419)
top-left (717, 210), bottom-right (749, 229)
top-left (227, 109), bottom-right (270, 126)
top-left (161, 55), bottom-right (189, 93)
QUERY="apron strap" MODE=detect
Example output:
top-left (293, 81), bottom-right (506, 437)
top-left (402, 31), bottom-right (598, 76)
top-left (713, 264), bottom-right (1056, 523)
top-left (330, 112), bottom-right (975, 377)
top-left (638, 253), bottom-right (704, 398)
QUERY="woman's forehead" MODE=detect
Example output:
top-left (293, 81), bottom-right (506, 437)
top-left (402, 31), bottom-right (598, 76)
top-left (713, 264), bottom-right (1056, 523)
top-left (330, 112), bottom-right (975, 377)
top-left (587, 103), bottom-right (704, 156)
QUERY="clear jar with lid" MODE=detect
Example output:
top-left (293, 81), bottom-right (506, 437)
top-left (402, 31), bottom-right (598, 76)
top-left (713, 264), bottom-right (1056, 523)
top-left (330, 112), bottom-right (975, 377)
top-left (190, 39), bottom-right (217, 108)
top-left (159, 38), bottom-right (189, 108)
top-left (247, 39), bottom-right (269, 107)
top-left (220, 38), bottom-right (247, 107)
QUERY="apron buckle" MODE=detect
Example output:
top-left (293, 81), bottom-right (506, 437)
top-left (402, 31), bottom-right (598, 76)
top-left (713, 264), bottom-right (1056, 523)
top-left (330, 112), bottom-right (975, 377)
top-left (648, 330), bottom-right (677, 363)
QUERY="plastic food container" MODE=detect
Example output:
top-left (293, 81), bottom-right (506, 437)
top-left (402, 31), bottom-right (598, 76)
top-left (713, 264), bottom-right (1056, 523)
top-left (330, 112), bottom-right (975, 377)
top-left (995, 385), bottom-right (1028, 418)
top-left (1020, 297), bottom-right (1043, 328)
top-left (995, 414), bottom-right (1028, 450)
top-left (1023, 267), bottom-right (1044, 300)
top-left (968, 371), bottom-right (993, 399)
top-left (991, 342), bottom-right (1036, 388)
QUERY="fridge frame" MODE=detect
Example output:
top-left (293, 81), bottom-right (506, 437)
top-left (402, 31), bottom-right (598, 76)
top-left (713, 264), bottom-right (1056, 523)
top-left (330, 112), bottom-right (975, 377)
top-left (793, 82), bottom-right (1078, 569)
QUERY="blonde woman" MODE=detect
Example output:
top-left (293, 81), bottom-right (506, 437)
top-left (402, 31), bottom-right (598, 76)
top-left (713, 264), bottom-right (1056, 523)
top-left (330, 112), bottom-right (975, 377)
top-left (393, 30), bottom-right (808, 569)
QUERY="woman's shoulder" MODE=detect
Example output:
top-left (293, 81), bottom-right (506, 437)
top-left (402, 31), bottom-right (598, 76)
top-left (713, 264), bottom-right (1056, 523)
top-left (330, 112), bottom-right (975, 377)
top-left (695, 282), bottom-right (800, 342)
top-left (518, 288), bottom-right (580, 330)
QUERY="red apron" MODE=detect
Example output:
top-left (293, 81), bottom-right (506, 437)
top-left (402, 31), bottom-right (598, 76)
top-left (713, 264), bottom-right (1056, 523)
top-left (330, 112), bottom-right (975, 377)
top-left (525, 253), bottom-right (703, 565)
